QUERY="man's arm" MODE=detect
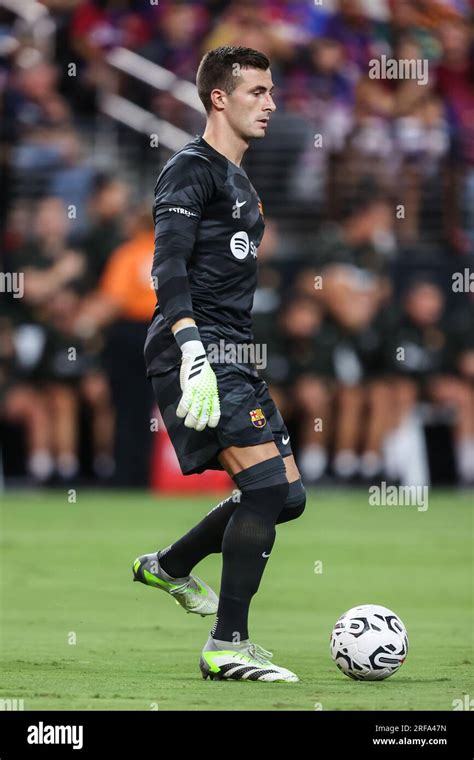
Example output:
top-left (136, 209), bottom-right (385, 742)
top-left (171, 317), bottom-right (196, 334)
top-left (152, 155), bottom-right (214, 329)
top-left (153, 155), bottom-right (220, 431)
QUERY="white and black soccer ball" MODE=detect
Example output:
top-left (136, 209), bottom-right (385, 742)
top-left (330, 604), bottom-right (408, 681)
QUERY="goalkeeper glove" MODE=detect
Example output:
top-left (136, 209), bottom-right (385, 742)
top-left (174, 325), bottom-right (220, 431)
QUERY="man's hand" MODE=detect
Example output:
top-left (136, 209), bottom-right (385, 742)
top-left (175, 336), bottom-right (220, 431)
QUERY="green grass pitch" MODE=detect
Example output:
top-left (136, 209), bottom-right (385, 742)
top-left (0, 487), bottom-right (472, 711)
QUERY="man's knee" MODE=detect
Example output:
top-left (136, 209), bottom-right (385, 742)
top-left (277, 479), bottom-right (306, 523)
top-left (233, 455), bottom-right (289, 521)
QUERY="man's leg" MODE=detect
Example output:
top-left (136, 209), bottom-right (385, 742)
top-left (158, 453), bottom-right (305, 579)
top-left (195, 442), bottom-right (303, 682)
top-left (207, 441), bottom-right (288, 642)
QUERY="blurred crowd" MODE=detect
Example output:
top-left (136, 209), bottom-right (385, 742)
top-left (0, 0), bottom-right (473, 488)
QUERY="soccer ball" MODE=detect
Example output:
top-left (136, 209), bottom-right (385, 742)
top-left (330, 604), bottom-right (408, 681)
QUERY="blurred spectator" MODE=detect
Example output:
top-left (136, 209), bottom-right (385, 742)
top-left (264, 265), bottom-right (392, 483)
top-left (394, 90), bottom-right (449, 244)
top-left (0, 317), bottom-right (52, 483)
top-left (3, 197), bottom-right (115, 482)
top-left (202, 0), bottom-right (301, 73)
top-left (384, 278), bottom-right (474, 484)
top-left (48, 128), bottom-right (98, 240)
top-left (4, 51), bottom-right (73, 199)
top-left (435, 16), bottom-right (474, 252)
top-left (78, 175), bottom-right (131, 289)
top-left (70, 0), bottom-right (152, 63)
top-left (139, 2), bottom-right (209, 81)
top-left (73, 207), bottom-right (156, 487)
top-left (13, 197), bottom-right (86, 307)
top-left (321, 0), bottom-right (383, 73)
top-left (302, 188), bottom-right (397, 279)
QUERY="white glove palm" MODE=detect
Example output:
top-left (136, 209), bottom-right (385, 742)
top-left (176, 340), bottom-right (220, 431)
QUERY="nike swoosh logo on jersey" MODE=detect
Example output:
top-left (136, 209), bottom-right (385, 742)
top-left (282, 435), bottom-right (290, 445)
top-left (234, 199), bottom-right (247, 208)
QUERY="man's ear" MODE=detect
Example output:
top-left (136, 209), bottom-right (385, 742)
top-left (210, 88), bottom-right (226, 111)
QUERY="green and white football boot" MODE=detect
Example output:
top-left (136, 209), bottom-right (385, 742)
top-left (200, 633), bottom-right (299, 682)
top-left (132, 551), bottom-right (218, 617)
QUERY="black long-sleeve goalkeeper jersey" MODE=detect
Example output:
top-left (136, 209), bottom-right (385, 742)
top-left (144, 135), bottom-right (265, 377)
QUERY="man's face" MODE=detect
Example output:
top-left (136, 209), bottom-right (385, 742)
top-left (405, 284), bottom-right (444, 326)
top-left (220, 67), bottom-right (276, 140)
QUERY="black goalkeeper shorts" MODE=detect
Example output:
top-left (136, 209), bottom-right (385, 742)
top-left (150, 362), bottom-right (293, 475)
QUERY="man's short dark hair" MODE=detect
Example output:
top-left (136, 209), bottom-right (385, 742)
top-left (196, 46), bottom-right (270, 114)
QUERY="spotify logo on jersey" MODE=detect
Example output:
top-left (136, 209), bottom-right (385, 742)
top-left (230, 231), bottom-right (250, 259)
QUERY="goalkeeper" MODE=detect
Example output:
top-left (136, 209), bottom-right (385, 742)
top-left (133, 46), bottom-right (306, 683)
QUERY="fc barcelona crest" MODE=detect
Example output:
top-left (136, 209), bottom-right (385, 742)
top-left (249, 408), bottom-right (266, 428)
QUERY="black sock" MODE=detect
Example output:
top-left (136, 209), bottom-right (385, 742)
top-left (158, 495), bottom-right (238, 578)
top-left (212, 457), bottom-right (289, 642)
top-left (159, 479), bottom-right (306, 578)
